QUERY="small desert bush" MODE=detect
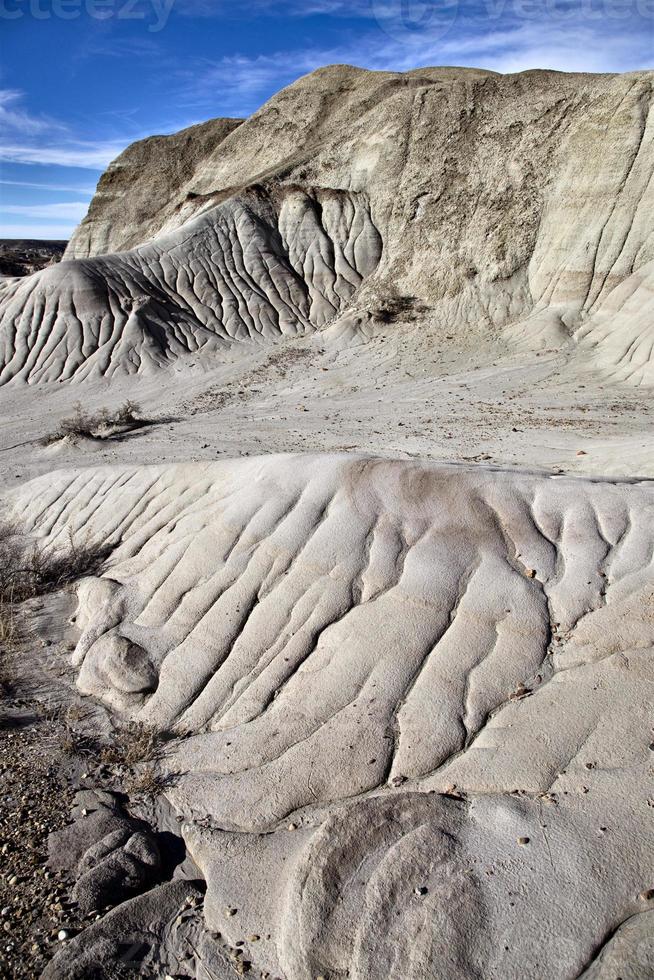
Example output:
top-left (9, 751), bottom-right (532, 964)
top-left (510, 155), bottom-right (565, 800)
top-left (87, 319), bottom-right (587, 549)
top-left (0, 528), bottom-right (109, 602)
top-left (44, 399), bottom-right (145, 444)
top-left (0, 521), bottom-right (110, 647)
top-left (374, 294), bottom-right (427, 324)
top-left (123, 765), bottom-right (164, 797)
top-left (100, 721), bottom-right (161, 768)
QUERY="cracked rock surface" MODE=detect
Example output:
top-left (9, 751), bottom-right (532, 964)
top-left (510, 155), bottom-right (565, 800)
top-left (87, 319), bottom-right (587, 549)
top-left (5, 453), bottom-right (654, 978)
top-left (1, 66), bottom-right (654, 385)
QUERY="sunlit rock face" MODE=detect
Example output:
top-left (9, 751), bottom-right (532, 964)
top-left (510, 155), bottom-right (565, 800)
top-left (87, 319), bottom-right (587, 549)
top-left (10, 453), bottom-right (654, 978)
top-left (2, 66), bottom-right (653, 385)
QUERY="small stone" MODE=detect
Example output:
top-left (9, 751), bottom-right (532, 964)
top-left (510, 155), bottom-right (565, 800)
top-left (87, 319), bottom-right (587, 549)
top-left (517, 836), bottom-right (530, 845)
top-left (639, 889), bottom-right (654, 902)
top-left (414, 885), bottom-right (428, 896)
top-left (226, 907), bottom-right (238, 916)
top-left (57, 929), bottom-right (70, 942)
top-left (576, 450), bottom-right (587, 456)
top-left (525, 568), bottom-right (536, 578)
top-left (3, 922), bottom-right (10, 933)
top-left (287, 823), bottom-right (298, 831)
top-left (7, 875), bottom-right (18, 886)
top-left (390, 775), bottom-right (406, 787)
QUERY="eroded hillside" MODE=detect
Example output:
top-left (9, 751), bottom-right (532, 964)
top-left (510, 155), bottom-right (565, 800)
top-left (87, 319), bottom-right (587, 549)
top-left (1, 65), bottom-right (653, 980)
top-left (1, 66), bottom-right (653, 385)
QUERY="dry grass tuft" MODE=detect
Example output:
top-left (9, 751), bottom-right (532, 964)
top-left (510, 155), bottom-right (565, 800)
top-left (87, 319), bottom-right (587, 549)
top-left (123, 765), bottom-right (164, 797)
top-left (100, 721), bottom-right (161, 768)
top-left (43, 399), bottom-right (148, 444)
top-left (0, 520), bottom-right (110, 649)
top-left (374, 293), bottom-right (428, 324)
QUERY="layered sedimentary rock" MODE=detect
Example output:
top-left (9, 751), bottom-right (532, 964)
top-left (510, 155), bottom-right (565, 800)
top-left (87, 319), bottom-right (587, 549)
top-left (0, 185), bottom-right (380, 383)
top-left (65, 117), bottom-right (243, 257)
top-left (7, 453), bottom-right (654, 978)
top-left (1, 66), bottom-right (653, 384)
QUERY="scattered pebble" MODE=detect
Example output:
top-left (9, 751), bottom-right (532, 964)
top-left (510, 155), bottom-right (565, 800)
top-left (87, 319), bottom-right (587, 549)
top-left (517, 837), bottom-right (530, 846)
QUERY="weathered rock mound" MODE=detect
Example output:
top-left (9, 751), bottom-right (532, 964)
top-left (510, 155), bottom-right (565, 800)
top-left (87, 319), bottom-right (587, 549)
top-left (66, 117), bottom-right (243, 257)
top-left (8, 454), bottom-right (654, 978)
top-left (1, 66), bottom-right (653, 384)
top-left (0, 185), bottom-right (380, 382)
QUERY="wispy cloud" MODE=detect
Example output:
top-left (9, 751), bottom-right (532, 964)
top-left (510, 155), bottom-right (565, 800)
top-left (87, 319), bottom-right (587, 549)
top-left (0, 89), bottom-right (127, 170)
top-left (0, 141), bottom-right (130, 169)
top-left (0, 89), bottom-right (67, 137)
top-left (176, 0), bottom-right (652, 116)
top-left (0, 179), bottom-right (97, 195)
top-left (0, 202), bottom-right (90, 221)
top-left (0, 223), bottom-right (74, 240)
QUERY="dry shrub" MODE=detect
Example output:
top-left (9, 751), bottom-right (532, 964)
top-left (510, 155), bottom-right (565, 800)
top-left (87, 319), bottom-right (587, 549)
top-left (374, 293), bottom-right (428, 324)
top-left (123, 766), bottom-right (164, 797)
top-left (100, 722), bottom-right (161, 768)
top-left (44, 399), bottom-right (146, 444)
top-left (0, 521), bottom-right (110, 649)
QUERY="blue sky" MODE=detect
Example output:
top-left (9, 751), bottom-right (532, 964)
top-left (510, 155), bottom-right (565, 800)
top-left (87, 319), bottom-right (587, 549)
top-left (1, 0), bottom-right (652, 240)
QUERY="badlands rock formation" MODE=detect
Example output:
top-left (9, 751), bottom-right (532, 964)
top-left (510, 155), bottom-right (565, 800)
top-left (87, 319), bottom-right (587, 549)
top-left (0, 66), bottom-right (653, 384)
top-left (7, 454), bottom-right (654, 979)
top-left (0, 65), bottom-right (653, 979)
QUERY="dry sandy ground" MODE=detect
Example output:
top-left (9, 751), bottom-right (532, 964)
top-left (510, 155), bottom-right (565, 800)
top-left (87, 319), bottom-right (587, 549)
top-left (0, 325), bottom-right (653, 979)
top-left (1, 325), bottom-right (651, 490)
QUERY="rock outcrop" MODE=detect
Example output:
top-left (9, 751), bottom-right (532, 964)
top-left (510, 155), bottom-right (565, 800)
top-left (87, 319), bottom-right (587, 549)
top-left (65, 117), bottom-right (243, 258)
top-left (1, 66), bottom-right (652, 384)
top-left (7, 453), bottom-right (654, 978)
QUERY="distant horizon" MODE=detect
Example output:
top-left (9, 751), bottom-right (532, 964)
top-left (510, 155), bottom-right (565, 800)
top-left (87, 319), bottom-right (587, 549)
top-left (2, 0), bottom-right (653, 239)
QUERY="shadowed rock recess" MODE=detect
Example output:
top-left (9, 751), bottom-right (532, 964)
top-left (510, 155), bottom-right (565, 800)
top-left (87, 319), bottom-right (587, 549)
top-left (1, 65), bottom-right (653, 980)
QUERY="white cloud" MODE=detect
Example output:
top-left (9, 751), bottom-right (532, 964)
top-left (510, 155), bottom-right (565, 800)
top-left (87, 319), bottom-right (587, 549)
top-left (1, 202), bottom-right (90, 221)
top-left (0, 179), bottom-right (97, 194)
top-left (177, 7), bottom-right (651, 118)
top-left (0, 89), bottom-right (66, 137)
top-left (0, 141), bottom-right (130, 170)
top-left (0, 223), bottom-right (73, 240)
top-left (0, 89), bottom-right (128, 170)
